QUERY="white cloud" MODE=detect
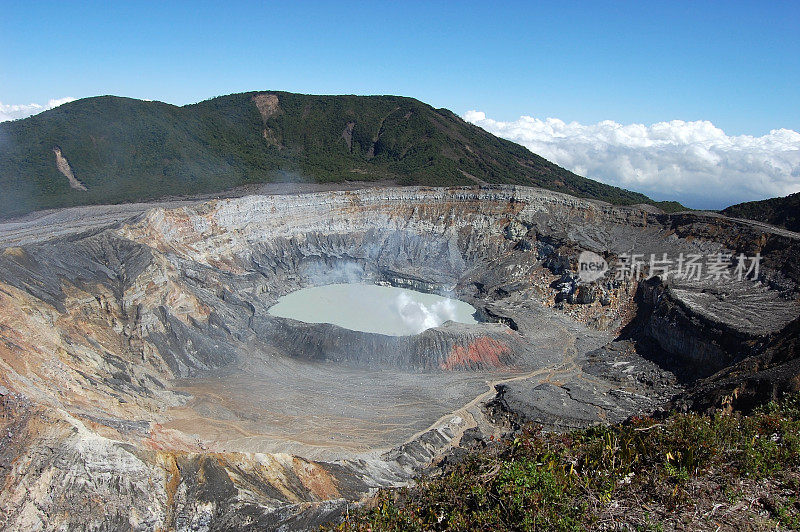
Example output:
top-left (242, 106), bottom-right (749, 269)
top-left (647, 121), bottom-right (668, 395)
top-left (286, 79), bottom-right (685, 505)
top-left (0, 97), bottom-right (76, 122)
top-left (464, 111), bottom-right (800, 209)
top-left (46, 97), bottom-right (76, 109)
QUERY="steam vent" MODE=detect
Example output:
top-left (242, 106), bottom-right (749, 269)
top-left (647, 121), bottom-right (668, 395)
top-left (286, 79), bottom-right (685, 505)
top-left (0, 185), bottom-right (798, 529)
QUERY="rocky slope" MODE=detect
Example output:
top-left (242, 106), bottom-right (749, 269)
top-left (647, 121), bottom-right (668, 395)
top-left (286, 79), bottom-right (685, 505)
top-left (0, 185), bottom-right (796, 530)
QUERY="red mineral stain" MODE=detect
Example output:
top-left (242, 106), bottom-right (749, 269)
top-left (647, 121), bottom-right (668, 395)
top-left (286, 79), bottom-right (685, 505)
top-left (441, 336), bottom-right (511, 371)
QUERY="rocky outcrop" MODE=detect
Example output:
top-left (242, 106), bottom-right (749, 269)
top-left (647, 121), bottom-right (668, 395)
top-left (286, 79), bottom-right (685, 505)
top-left (669, 315), bottom-right (800, 413)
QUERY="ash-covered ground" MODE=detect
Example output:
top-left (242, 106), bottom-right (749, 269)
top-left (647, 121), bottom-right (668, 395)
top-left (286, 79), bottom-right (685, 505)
top-left (0, 185), bottom-right (797, 530)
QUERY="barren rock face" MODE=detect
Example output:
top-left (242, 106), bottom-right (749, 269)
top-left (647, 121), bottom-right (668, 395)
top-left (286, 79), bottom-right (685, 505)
top-left (0, 185), bottom-right (797, 530)
top-left (252, 93), bottom-right (280, 121)
top-left (52, 146), bottom-right (87, 190)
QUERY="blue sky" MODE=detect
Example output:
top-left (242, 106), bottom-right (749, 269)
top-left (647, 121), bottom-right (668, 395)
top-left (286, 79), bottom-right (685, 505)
top-left (2, 1), bottom-right (799, 207)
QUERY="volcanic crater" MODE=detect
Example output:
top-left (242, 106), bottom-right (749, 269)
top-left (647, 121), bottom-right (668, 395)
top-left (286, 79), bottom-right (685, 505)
top-left (0, 185), bottom-right (798, 530)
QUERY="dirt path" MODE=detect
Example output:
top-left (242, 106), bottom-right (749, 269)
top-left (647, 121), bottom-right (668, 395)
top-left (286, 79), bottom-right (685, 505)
top-left (403, 330), bottom-right (582, 452)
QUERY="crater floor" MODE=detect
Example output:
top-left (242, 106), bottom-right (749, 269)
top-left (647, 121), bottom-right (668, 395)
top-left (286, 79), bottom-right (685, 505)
top-left (160, 298), bottom-right (609, 460)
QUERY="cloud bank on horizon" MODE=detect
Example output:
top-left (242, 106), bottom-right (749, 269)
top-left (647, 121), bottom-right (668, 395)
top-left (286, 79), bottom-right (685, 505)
top-left (0, 97), bottom-right (76, 122)
top-left (464, 111), bottom-right (800, 209)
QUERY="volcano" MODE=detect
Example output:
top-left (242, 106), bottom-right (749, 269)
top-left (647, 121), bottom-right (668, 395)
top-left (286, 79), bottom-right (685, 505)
top-left (0, 184), bottom-right (797, 530)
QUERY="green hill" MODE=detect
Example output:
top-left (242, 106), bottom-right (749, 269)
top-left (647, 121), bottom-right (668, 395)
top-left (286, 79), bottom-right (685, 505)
top-left (722, 192), bottom-right (800, 232)
top-left (0, 92), bottom-right (683, 218)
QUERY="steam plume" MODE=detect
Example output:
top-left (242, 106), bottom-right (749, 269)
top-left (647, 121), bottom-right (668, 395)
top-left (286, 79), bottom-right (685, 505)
top-left (393, 292), bottom-right (458, 334)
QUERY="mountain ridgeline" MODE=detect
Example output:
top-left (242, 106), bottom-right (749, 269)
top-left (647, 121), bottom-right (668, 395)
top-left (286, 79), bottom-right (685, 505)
top-left (0, 92), bottom-right (682, 218)
top-left (722, 192), bottom-right (800, 233)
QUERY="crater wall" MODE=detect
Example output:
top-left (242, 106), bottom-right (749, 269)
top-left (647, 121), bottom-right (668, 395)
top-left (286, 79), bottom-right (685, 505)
top-left (0, 185), bottom-right (797, 530)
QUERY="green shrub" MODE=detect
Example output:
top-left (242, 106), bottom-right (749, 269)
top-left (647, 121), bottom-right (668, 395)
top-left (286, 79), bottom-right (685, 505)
top-left (334, 394), bottom-right (800, 531)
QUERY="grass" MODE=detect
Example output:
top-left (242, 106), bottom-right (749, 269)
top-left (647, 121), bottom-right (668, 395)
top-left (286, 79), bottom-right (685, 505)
top-left (333, 394), bottom-right (800, 531)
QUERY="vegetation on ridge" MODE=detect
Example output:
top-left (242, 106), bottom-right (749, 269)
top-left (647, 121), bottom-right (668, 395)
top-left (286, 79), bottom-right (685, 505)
top-left (722, 192), bottom-right (800, 232)
top-left (333, 394), bottom-right (800, 531)
top-left (0, 92), bottom-right (685, 218)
